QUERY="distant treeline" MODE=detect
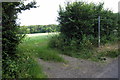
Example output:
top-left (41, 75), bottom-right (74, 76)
top-left (19, 24), bottom-right (60, 34)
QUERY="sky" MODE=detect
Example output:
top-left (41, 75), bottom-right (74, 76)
top-left (18, 0), bottom-right (119, 26)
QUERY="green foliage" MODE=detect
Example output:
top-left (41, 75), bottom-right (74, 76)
top-left (49, 1), bottom-right (119, 61)
top-left (105, 50), bottom-right (119, 58)
top-left (91, 50), bottom-right (119, 61)
top-left (2, 58), bottom-right (19, 78)
top-left (19, 34), bottom-right (65, 62)
top-left (16, 49), bottom-right (46, 78)
top-left (49, 33), bottom-right (94, 51)
top-left (49, 34), bottom-right (119, 62)
top-left (49, 34), bottom-right (94, 58)
top-left (118, 13), bottom-right (120, 41)
top-left (2, 2), bottom-right (37, 78)
top-left (49, 34), bottom-right (73, 51)
top-left (57, 1), bottom-right (118, 45)
top-left (96, 50), bottom-right (119, 58)
top-left (15, 34), bottom-right (65, 78)
top-left (20, 24), bottom-right (60, 34)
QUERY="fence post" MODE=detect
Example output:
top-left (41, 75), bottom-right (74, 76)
top-left (98, 16), bottom-right (100, 47)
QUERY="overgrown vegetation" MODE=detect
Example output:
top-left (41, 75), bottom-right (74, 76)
top-left (49, 34), bottom-right (119, 62)
top-left (2, 2), bottom-right (42, 78)
top-left (2, 0), bottom-right (119, 78)
top-left (20, 34), bottom-right (64, 62)
top-left (15, 33), bottom-right (66, 78)
top-left (49, 1), bottom-right (119, 61)
top-left (17, 43), bottom-right (47, 78)
top-left (19, 24), bottom-right (60, 34)
top-left (57, 1), bottom-right (118, 44)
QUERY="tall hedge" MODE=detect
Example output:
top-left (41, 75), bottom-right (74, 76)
top-left (2, 2), bottom-right (37, 78)
top-left (57, 1), bottom-right (118, 43)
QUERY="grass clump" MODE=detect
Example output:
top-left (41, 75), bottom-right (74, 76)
top-left (17, 44), bottom-right (46, 78)
top-left (98, 50), bottom-right (119, 58)
top-left (90, 50), bottom-right (119, 62)
top-left (18, 57), bottom-right (46, 78)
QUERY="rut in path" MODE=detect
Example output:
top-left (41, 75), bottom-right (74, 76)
top-left (38, 54), bottom-right (118, 78)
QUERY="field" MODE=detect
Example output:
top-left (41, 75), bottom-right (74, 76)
top-left (26, 32), bottom-right (59, 37)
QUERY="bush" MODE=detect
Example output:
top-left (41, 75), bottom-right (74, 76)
top-left (49, 34), bottom-right (95, 59)
top-left (49, 34), bottom-right (66, 49)
top-left (17, 53), bottom-right (46, 78)
top-left (2, 2), bottom-right (37, 78)
top-left (49, 33), bottom-right (94, 52)
top-left (57, 1), bottom-right (118, 46)
top-left (2, 58), bottom-right (19, 78)
top-left (49, 1), bottom-right (119, 61)
top-left (101, 34), bottom-right (118, 45)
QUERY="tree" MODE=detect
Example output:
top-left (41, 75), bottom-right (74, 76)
top-left (57, 1), bottom-right (118, 45)
top-left (2, 1), bottom-right (37, 78)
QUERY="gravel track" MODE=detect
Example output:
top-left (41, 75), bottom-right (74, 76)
top-left (38, 55), bottom-right (119, 78)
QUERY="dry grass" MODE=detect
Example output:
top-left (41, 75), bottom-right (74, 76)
top-left (96, 42), bottom-right (118, 53)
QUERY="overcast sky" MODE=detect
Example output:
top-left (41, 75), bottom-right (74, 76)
top-left (18, 0), bottom-right (119, 26)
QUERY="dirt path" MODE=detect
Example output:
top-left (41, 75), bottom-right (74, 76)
top-left (38, 55), bottom-right (118, 78)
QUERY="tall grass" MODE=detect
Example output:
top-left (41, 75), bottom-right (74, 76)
top-left (17, 38), bottom-right (46, 78)
top-left (16, 33), bottom-right (65, 78)
top-left (21, 34), bottom-right (64, 62)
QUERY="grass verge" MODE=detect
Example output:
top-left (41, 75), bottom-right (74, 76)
top-left (49, 35), bottom-right (119, 62)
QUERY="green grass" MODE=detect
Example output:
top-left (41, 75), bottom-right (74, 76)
top-left (17, 43), bottom-right (46, 78)
top-left (49, 34), bottom-right (119, 62)
top-left (17, 33), bottom-right (119, 77)
top-left (90, 50), bottom-right (119, 62)
top-left (20, 34), bottom-right (65, 62)
top-left (96, 50), bottom-right (119, 58)
top-left (56, 46), bottom-right (119, 62)
top-left (72, 48), bottom-right (118, 62)
top-left (17, 33), bottom-right (65, 78)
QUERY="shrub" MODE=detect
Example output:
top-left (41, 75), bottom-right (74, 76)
top-left (17, 53), bottom-right (46, 78)
top-left (49, 33), bottom-right (94, 52)
top-left (50, 1), bottom-right (119, 60)
top-left (2, 2), bottom-right (37, 78)
top-left (57, 1), bottom-right (118, 46)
